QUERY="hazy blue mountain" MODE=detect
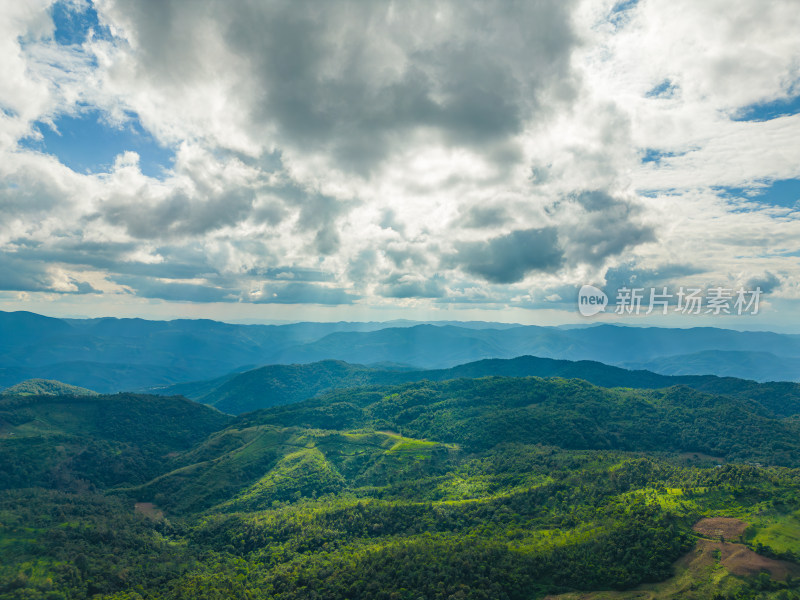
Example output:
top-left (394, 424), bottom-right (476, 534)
top-left (0, 312), bottom-right (425, 391)
top-left (624, 350), bottom-right (800, 382)
top-left (271, 323), bottom-right (800, 370)
top-left (200, 360), bottom-right (391, 414)
top-left (559, 325), bottom-right (800, 364)
top-left (271, 325), bottom-right (516, 368)
top-left (164, 354), bottom-right (800, 417)
top-left (143, 371), bottom-right (246, 400)
top-left (0, 362), bottom-right (209, 394)
top-left (0, 310), bottom-right (73, 348)
top-left (4, 310), bottom-right (800, 392)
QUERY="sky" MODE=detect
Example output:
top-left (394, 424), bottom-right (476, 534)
top-left (1, 0), bottom-right (799, 328)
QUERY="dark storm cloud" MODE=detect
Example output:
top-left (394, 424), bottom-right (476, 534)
top-left (9, 239), bottom-right (136, 271)
top-left (565, 217), bottom-right (655, 266)
top-left (100, 187), bottom-right (257, 239)
top-left (10, 239), bottom-right (220, 280)
top-left (603, 262), bottom-right (705, 290)
top-left (570, 190), bottom-right (619, 212)
top-left (115, 0), bottom-right (579, 174)
top-left (459, 205), bottom-right (511, 228)
top-left (377, 274), bottom-right (445, 299)
top-left (347, 249), bottom-right (378, 283)
top-left (0, 253), bottom-right (101, 294)
top-left (251, 198), bottom-right (289, 226)
top-left (0, 169), bottom-right (67, 214)
top-left (0, 254), bottom-right (57, 292)
top-left (97, 177), bottom-right (341, 252)
top-left (379, 209), bottom-right (405, 234)
top-left (253, 282), bottom-right (358, 305)
top-left (746, 271), bottom-right (781, 294)
top-left (450, 227), bottom-right (563, 284)
top-left (558, 190), bottom-right (657, 266)
top-left (248, 267), bottom-right (334, 283)
top-left (70, 279), bottom-right (102, 294)
top-left (384, 246), bottom-right (429, 269)
top-left (114, 275), bottom-right (238, 303)
top-left (294, 191), bottom-right (351, 255)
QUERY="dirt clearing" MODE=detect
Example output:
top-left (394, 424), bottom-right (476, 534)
top-left (698, 539), bottom-right (800, 579)
top-left (134, 502), bottom-right (164, 520)
top-left (693, 517), bottom-right (748, 540)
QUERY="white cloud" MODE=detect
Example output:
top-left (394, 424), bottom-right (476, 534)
top-left (0, 0), bottom-right (799, 325)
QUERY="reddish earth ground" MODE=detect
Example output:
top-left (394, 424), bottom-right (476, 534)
top-left (692, 517), bottom-right (749, 540)
top-left (677, 452), bottom-right (725, 464)
top-left (692, 518), bottom-right (800, 579)
top-left (695, 539), bottom-right (800, 579)
top-left (134, 502), bottom-right (164, 520)
top-left (542, 518), bottom-right (800, 598)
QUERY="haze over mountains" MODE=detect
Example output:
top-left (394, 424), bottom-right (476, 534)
top-left (1, 310), bottom-right (799, 395)
top-left (140, 355), bottom-right (800, 417)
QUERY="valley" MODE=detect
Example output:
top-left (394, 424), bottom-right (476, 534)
top-left (3, 363), bottom-right (800, 598)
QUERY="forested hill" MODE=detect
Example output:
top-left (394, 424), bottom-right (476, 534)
top-left (239, 376), bottom-right (800, 465)
top-left (187, 354), bottom-right (800, 416)
top-left (4, 309), bottom-right (800, 393)
top-left (3, 375), bottom-right (800, 598)
top-left (0, 392), bottom-right (232, 489)
top-left (0, 378), bottom-right (98, 397)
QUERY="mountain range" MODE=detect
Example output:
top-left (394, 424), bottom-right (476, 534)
top-left (144, 355), bottom-right (800, 417)
top-left (1, 310), bottom-right (800, 394)
top-left (3, 373), bottom-right (800, 598)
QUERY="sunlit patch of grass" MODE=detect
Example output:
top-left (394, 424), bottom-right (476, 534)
top-left (747, 509), bottom-right (800, 554)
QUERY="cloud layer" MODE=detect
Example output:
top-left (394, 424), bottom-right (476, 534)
top-left (0, 0), bottom-right (799, 321)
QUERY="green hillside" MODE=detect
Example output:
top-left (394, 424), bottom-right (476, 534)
top-left (0, 378), bottom-right (98, 397)
top-left (0, 392), bottom-right (232, 489)
top-left (116, 425), bottom-right (454, 513)
top-left (200, 360), bottom-right (390, 414)
top-left (239, 376), bottom-right (800, 464)
top-left (3, 376), bottom-right (800, 599)
top-left (165, 355), bottom-right (800, 417)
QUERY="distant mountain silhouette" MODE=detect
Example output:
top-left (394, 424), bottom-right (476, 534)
top-left (2, 310), bottom-right (800, 392)
top-left (623, 350), bottom-right (800, 381)
top-left (156, 354), bottom-right (800, 417)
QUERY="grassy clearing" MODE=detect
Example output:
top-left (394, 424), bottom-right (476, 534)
top-left (747, 510), bottom-right (800, 555)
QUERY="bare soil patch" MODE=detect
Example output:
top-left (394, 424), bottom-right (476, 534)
top-left (678, 452), bottom-right (724, 463)
top-left (698, 539), bottom-right (800, 579)
top-left (543, 533), bottom-right (800, 599)
top-left (134, 502), bottom-right (164, 520)
top-left (693, 517), bottom-right (748, 540)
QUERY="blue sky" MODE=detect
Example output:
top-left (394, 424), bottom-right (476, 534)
top-left (714, 179), bottom-right (800, 210)
top-left (51, 0), bottom-right (110, 45)
top-left (733, 94), bottom-right (800, 122)
top-left (0, 0), bottom-right (799, 328)
top-left (21, 109), bottom-right (174, 178)
top-left (19, 2), bottom-right (173, 178)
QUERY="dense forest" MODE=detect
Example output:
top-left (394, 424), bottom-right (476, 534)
top-left (150, 355), bottom-right (800, 417)
top-left (2, 375), bottom-right (800, 599)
